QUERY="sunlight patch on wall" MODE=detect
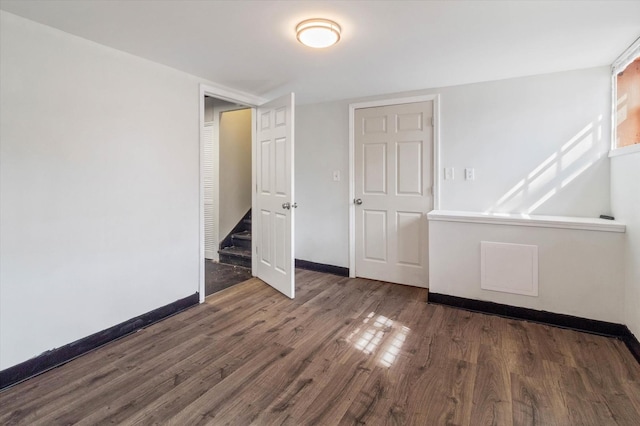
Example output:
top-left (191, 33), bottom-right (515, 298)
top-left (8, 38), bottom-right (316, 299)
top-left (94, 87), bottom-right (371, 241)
top-left (486, 116), bottom-right (604, 215)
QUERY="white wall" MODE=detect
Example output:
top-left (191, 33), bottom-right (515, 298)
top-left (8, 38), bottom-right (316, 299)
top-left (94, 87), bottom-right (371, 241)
top-left (218, 109), bottom-right (252, 241)
top-left (296, 67), bottom-right (612, 267)
top-left (0, 12), bottom-right (207, 369)
top-left (295, 103), bottom-right (350, 266)
top-left (437, 69), bottom-right (611, 216)
top-left (611, 151), bottom-right (640, 337)
top-left (428, 220), bottom-right (625, 323)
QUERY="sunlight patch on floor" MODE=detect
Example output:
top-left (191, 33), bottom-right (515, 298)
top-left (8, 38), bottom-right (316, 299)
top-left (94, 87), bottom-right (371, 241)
top-left (346, 312), bottom-right (410, 367)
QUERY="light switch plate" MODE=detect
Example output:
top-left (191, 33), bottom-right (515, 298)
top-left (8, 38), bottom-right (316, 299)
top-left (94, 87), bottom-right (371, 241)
top-left (465, 168), bottom-right (475, 180)
top-left (444, 168), bottom-right (454, 180)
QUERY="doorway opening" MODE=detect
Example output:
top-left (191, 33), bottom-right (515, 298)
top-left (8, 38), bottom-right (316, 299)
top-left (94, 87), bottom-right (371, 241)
top-left (203, 96), bottom-right (253, 296)
top-left (199, 85), bottom-right (297, 302)
top-left (198, 84), bottom-right (262, 302)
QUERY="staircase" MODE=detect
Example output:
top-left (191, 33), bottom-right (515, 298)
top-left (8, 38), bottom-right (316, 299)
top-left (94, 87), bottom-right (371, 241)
top-left (218, 210), bottom-right (252, 269)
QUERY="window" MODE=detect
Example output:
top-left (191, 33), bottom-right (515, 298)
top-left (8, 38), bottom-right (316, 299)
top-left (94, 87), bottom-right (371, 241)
top-left (612, 37), bottom-right (640, 154)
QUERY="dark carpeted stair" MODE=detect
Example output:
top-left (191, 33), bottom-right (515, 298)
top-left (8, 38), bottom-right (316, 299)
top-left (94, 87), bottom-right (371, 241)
top-left (218, 210), bottom-right (252, 268)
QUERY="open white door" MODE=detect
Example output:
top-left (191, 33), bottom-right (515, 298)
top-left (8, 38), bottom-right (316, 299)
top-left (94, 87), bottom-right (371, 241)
top-left (254, 93), bottom-right (295, 298)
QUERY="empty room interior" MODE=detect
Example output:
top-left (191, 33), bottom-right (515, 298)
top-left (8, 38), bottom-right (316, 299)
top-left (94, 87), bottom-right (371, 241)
top-left (1, 1), bottom-right (640, 425)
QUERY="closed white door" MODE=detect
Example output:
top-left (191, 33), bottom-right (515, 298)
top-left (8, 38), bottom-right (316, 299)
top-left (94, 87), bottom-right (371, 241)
top-left (255, 93), bottom-right (295, 298)
top-left (354, 102), bottom-right (433, 287)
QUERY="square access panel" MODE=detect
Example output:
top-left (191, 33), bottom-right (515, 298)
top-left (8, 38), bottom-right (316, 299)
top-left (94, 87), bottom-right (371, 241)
top-left (480, 241), bottom-right (538, 297)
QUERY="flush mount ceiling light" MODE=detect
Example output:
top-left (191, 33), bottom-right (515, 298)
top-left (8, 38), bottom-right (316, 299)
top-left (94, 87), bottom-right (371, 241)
top-left (296, 19), bottom-right (341, 48)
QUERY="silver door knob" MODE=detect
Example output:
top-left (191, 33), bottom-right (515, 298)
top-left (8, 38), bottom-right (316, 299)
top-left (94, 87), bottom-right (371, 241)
top-left (282, 202), bottom-right (291, 210)
top-left (354, 198), bottom-right (363, 205)
top-left (291, 203), bottom-right (298, 209)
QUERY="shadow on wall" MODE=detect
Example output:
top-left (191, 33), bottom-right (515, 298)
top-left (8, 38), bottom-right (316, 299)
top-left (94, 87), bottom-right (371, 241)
top-left (486, 116), bottom-right (605, 215)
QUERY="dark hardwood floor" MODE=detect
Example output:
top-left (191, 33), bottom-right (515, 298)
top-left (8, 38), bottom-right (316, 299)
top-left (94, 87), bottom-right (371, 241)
top-left (1, 270), bottom-right (639, 425)
top-left (205, 260), bottom-right (252, 296)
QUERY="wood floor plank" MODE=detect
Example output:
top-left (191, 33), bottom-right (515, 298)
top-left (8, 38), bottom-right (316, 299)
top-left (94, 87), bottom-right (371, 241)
top-left (0, 308), bottom-right (201, 409)
top-left (511, 372), bottom-right (566, 426)
top-left (290, 355), bottom-right (374, 425)
top-left (74, 325), bottom-right (275, 425)
top-left (126, 336), bottom-right (275, 425)
top-left (598, 391), bottom-right (640, 426)
top-left (337, 366), bottom-right (393, 426)
top-left (470, 343), bottom-right (514, 426)
top-left (0, 311), bottom-right (219, 424)
top-left (621, 379), bottom-right (640, 417)
top-left (32, 334), bottom-right (219, 425)
top-left (166, 342), bottom-right (293, 425)
top-left (528, 324), bottom-right (577, 367)
top-left (249, 356), bottom-right (343, 425)
top-left (403, 356), bottom-right (476, 425)
top-left (208, 313), bottom-right (363, 424)
top-left (1, 270), bottom-right (639, 426)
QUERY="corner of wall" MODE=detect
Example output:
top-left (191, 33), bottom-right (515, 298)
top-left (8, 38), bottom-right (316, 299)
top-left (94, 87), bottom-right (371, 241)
top-left (610, 152), bottom-right (640, 338)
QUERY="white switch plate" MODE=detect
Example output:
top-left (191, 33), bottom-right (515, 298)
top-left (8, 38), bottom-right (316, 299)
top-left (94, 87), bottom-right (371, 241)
top-left (444, 168), bottom-right (454, 180)
top-left (332, 170), bottom-right (341, 181)
top-left (465, 168), bottom-right (475, 180)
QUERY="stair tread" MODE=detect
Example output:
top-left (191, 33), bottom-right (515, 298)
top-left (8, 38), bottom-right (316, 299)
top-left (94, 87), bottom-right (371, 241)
top-left (232, 231), bottom-right (252, 240)
top-left (219, 246), bottom-right (251, 258)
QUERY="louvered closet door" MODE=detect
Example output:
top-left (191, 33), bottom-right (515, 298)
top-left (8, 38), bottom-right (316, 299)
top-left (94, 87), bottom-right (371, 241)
top-left (354, 101), bottom-right (433, 287)
top-left (203, 123), bottom-right (217, 260)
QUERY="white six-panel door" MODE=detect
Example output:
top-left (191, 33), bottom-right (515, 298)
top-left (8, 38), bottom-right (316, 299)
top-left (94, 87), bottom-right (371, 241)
top-left (354, 101), bottom-right (433, 287)
top-left (255, 93), bottom-right (295, 298)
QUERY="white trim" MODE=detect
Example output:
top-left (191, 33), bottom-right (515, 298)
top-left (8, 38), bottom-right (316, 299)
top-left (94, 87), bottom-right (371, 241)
top-left (201, 82), bottom-right (267, 107)
top-left (348, 94), bottom-right (441, 277)
top-left (611, 66), bottom-right (617, 152)
top-left (612, 36), bottom-right (640, 73)
top-left (427, 210), bottom-right (626, 233)
top-left (199, 84), bottom-right (261, 303)
top-left (433, 95), bottom-right (441, 210)
top-left (347, 95), bottom-right (441, 111)
top-left (348, 105), bottom-right (356, 278)
top-left (609, 143), bottom-right (640, 158)
top-left (251, 109), bottom-right (258, 274)
top-left (199, 88), bottom-right (205, 303)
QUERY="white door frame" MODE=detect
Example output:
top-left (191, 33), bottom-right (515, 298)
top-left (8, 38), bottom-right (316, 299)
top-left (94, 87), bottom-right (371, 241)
top-left (348, 94), bottom-right (441, 278)
top-left (199, 83), bottom-right (266, 303)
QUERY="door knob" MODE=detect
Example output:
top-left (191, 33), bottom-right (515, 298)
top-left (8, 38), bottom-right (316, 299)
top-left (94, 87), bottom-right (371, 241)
top-left (282, 202), bottom-right (298, 210)
top-left (354, 198), bottom-right (363, 205)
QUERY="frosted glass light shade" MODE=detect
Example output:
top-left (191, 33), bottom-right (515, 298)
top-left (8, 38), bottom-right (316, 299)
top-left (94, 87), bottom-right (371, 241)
top-left (296, 19), bottom-right (341, 48)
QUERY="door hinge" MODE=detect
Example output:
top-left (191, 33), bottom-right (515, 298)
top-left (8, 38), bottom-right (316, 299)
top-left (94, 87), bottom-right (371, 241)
top-left (431, 117), bottom-right (435, 127)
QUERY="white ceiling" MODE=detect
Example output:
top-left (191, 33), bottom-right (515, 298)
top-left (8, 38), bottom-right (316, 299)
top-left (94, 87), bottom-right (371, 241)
top-left (1, 0), bottom-right (639, 104)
